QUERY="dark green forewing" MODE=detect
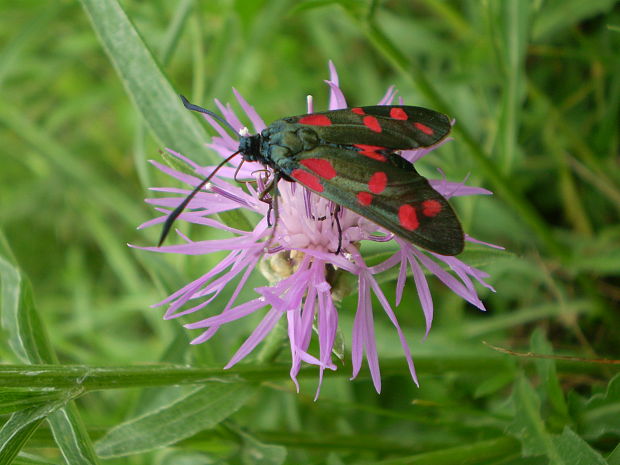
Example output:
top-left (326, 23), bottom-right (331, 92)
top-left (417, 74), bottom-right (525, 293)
top-left (284, 105), bottom-right (452, 149)
top-left (286, 146), bottom-right (464, 256)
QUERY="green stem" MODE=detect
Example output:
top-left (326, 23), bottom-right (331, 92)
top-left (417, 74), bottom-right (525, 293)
top-left (2, 353), bottom-right (616, 391)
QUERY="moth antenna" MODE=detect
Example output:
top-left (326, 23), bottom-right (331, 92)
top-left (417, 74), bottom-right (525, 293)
top-left (179, 95), bottom-right (240, 137)
top-left (158, 151), bottom-right (240, 246)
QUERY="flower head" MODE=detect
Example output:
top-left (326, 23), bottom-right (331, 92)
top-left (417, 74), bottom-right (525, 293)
top-left (137, 62), bottom-right (499, 397)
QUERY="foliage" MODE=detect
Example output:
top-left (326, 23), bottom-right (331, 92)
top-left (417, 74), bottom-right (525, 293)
top-left (1, 0), bottom-right (619, 463)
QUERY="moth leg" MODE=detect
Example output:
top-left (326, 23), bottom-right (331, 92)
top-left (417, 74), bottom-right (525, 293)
top-left (333, 204), bottom-right (342, 255)
top-left (258, 174), bottom-right (276, 227)
top-left (263, 173), bottom-right (281, 250)
top-left (248, 168), bottom-right (272, 186)
top-left (233, 159), bottom-right (246, 183)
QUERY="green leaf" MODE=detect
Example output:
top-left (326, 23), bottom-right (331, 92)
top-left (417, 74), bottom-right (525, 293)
top-left (0, 390), bottom-right (82, 465)
top-left (0, 234), bottom-right (100, 464)
top-left (474, 370), bottom-right (515, 398)
top-left (609, 442), bottom-right (620, 465)
top-left (0, 414), bottom-right (45, 465)
top-left (95, 383), bottom-right (255, 457)
top-left (217, 209), bottom-right (255, 233)
top-left (532, 0), bottom-right (618, 41)
top-left (506, 377), bottom-right (563, 462)
top-left (235, 427), bottom-right (287, 465)
top-left (47, 404), bottom-right (100, 465)
top-left (0, 250), bottom-right (57, 365)
top-left (78, 0), bottom-right (215, 165)
top-left (157, 449), bottom-right (221, 465)
top-left (357, 436), bottom-right (520, 465)
top-left (0, 4), bottom-right (62, 88)
top-left (0, 104), bottom-right (144, 226)
top-left (0, 389), bottom-right (69, 415)
top-left (12, 452), bottom-right (58, 465)
top-left (291, 0), bottom-right (363, 15)
top-left (491, 0), bottom-right (531, 173)
top-left (530, 329), bottom-right (569, 423)
top-left (551, 427), bottom-right (607, 465)
top-left (568, 230), bottom-right (620, 274)
top-left (577, 373), bottom-right (620, 440)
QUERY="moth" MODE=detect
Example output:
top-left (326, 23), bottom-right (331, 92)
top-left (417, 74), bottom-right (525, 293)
top-left (159, 96), bottom-right (463, 256)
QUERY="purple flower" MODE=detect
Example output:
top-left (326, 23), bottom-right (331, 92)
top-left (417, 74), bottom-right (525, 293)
top-left (137, 62), bottom-right (500, 397)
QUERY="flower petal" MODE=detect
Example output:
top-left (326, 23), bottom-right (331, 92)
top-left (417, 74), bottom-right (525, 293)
top-left (224, 308), bottom-right (284, 368)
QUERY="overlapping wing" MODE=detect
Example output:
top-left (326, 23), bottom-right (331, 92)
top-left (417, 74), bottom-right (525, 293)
top-left (284, 105), bottom-right (452, 149)
top-left (285, 146), bottom-right (464, 256)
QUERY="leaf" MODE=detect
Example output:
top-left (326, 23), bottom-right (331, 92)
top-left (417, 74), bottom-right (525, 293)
top-left (551, 427), bottom-right (607, 465)
top-left (0, 4), bottom-right (62, 88)
top-left (78, 0), bottom-right (216, 165)
top-left (532, 0), bottom-right (618, 41)
top-left (609, 442), bottom-right (620, 465)
top-left (77, 0), bottom-right (260, 235)
top-left (0, 389), bottom-right (69, 415)
top-left (0, 251), bottom-right (56, 365)
top-left (0, 234), bottom-right (100, 464)
top-left (290, 0), bottom-right (364, 15)
top-left (95, 383), bottom-right (255, 457)
top-left (48, 404), bottom-right (100, 465)
top-left (157, 449), bottom-right (222, 465)
top-left (530, 329), bottom-right (569, 422)
top-left (577, 373), bottom-right (620, 440)
top-left (491, 0), bottom-right (531, 172)
top-left (0, 417), bottom-right (44, 465)
top-left (506, 377), bottom-right (562, 461)
top-left (237, 429), bottom-right (287, 465)
top-left (570, 232), bottom-right (620, 274)
top-left (474, 370), bottom-right (515, 398)
top-left (12, 452), bottom-right (58, 465)
top-left (0, 390), bottom-right (82, 465)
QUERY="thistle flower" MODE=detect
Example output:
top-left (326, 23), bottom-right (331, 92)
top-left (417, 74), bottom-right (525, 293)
top-left (137, 62), bottom-right (499, 397)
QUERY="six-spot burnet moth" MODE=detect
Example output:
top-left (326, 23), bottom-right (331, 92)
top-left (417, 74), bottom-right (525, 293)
top-left (158, 96), bottom-right (464, 256)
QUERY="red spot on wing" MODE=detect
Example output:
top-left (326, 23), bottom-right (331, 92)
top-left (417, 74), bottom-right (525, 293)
top-left (291, 169), bottom-right (324, 192)
top-left (299, 158), bottom-right (336, 179)
top-left (368, 172), bottom-right (387, 194)
top-left (353, 144), bottom-right (387, 162)
top-left (357, 191), bottom-right (373, 206)
top-left (351, 107), bottom-right (365, 115)
top-left (299, 114), bottom-right (332, 126)
top-left (414, 122), bottom-right (434, 135)
top-left (422, 199), bottom-right (442, 217)
top-left (363, 115), bottom-right (382, 133)
top-left (398, 204), bottom-right (419, 231)
top-left (390, 108), bottom-right (408, 120)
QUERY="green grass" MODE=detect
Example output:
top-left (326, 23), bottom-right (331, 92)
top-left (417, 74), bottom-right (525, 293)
top-left (1, 0), bottom-right (620, 464)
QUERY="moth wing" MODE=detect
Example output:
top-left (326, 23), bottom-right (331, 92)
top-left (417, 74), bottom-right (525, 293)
top-left (285, 106), bottom-right (451, 149)
top-left (285, 147), bottom-right (464, 256)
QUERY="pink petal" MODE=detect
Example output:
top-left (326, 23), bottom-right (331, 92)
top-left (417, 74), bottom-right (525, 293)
top-left (326, 61), bottom-right (347, 110)
top-left (367, 273), bottom-right (418, 386)
top-left (233, 88), bottom-right (266, 133)
top-left (407, 254), bottom-right (434, 338)
top-left (377, 85), bottom-right (396, 105)
top-left (224, 308), bottom-right (284, 367)
top-left (185, 298), bottom-right (266, 329)
top-left (465, 234), bottom-right (505, 250)
top-left (325, 80), bottom-right (347, 110)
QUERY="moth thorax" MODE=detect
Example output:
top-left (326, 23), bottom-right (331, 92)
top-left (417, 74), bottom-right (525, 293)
top-left (238, 134), bottom-right (262, 162)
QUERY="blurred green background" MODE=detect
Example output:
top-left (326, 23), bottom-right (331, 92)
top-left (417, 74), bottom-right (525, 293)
top-left (1, 0), bottom-right (619, 464)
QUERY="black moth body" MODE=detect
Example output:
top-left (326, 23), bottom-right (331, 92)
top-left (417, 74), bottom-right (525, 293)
top-left (161, 97), bottom-right (464, 256)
